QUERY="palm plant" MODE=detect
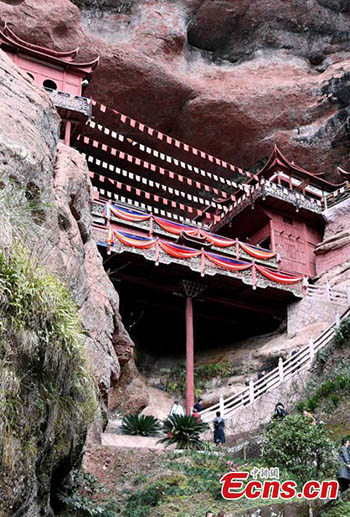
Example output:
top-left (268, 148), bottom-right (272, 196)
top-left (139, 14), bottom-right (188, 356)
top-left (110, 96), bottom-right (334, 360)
top-left (120, 414), bottom-right (162, 437)
top-left (159, 414), bottom-right (209, 450)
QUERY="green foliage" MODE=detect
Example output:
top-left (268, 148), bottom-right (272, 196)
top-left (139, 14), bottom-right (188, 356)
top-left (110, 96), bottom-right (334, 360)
top-left (297, 369), bottom-right (350, 413)
top-left (58, 469), bottom-right (118, 516)
top-left (168, 361), bottom-right (232, 398)
top-left (159, 414), bottom-right (209, 450)
top-left (0, 247), bottom-right (97, 494)
top-left (262, 415), bottom-right (336, 484)
top-left (120, 414), bottom-right (162, 437)
top-left (123, 450), bottom-right (234, 516)
top-left (335, 318), bottom-right (350, 347)
top-left (320, 501), bottom-right (350, 516)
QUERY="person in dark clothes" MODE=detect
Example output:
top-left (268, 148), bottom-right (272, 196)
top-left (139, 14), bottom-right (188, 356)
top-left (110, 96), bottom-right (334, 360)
top-left (194, 398), bottom-right (203, 412)
top-left (273, 402), bottom-right (288, 420)
top-left (337, 437), bottom-right (350, 492)
top-left (213, 411), bottom-right (225, 444)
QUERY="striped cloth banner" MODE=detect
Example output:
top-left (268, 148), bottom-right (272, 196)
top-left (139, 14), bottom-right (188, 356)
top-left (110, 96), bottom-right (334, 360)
top-left (239, 242), bottom-right (277, 260)
top-left (256, 265), bottom-right (304, 285)
top-left (113, 229), bottom-right (156, 249)
top-left (205, 252), bottom-right (252, 272)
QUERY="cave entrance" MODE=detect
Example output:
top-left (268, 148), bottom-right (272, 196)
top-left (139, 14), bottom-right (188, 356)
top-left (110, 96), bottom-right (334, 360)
top-left (103, 249), bottom-right (293, 378)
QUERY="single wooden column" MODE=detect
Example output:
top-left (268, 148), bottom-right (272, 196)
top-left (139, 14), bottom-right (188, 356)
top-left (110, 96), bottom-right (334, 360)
top-left (186, 296), bottom-right (195, 414)
top-left (64, 120), bottom-right (72, 146)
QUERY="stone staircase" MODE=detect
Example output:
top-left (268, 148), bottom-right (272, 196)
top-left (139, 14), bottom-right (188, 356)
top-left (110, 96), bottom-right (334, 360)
top-left (200, 305), bottom-right (350, 427)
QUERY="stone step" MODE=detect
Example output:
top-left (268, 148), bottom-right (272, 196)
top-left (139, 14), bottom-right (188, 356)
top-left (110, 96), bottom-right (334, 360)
top-left (101, 433), bottom-right (173, 450)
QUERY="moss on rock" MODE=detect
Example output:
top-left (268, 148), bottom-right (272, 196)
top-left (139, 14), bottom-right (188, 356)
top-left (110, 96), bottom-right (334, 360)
top-left (0, 248), bottom-right (97, 515)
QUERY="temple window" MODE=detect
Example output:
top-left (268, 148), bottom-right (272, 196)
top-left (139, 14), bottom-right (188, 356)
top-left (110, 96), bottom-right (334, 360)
top-left (43, 79), bottom-right (57, 91)
top-left (259, 236), bottom-right (271, 249)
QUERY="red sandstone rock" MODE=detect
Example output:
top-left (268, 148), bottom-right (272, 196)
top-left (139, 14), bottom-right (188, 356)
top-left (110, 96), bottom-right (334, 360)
top-left (0, 0), bottom-right (23, 4)
top-left (0, 47), bottom-right (139, 512)
top-left (1, 0), bottom-right (350, 180)
top-left (315, 197), bottom-right (350, 280)
top-left (51, 144), bottom-right (135, 397)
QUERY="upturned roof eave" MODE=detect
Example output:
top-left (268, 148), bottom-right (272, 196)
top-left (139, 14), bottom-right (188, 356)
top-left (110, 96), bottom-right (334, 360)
top-left (0, 24), bottom-right (99, 73)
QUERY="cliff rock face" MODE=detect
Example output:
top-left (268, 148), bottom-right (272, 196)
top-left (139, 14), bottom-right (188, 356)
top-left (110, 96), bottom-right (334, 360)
top-left (0, 46), bottom-right (133, 425)
top-left (315, 197), bottom-right (350, 284)
top-left (0, 47), bottom-right (135, 513)
top-left (1, 0), bottom-right (350, 179)
top-left (50, 143), bottom-right (134, 421)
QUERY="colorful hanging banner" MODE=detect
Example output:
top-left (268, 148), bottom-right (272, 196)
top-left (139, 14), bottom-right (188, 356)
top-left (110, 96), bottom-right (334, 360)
top-left (239, 242), bottom-right (277, 260)
top-left (256, 265), bottom-right (304, 285)
top-left (201, 231), bottom-right (236, 248)
top-left (97, 224), bottom-right (303, 287)
top-left (159, 241), bottom-right (202, 259)
top-left (86, 120), bottom-right (245, 193)
top-left (80, 134), bottom-right (231, 207)
top-left (205, 252), bottom-right (252, 272)
top-left (113, 229), bottom-right (156, 249)
top-left (90, 99), bottom-right (259, 182)
top-left (105, 203), bottom-right (151, 222)
top-left (154, 217), bottom-right (198, 236)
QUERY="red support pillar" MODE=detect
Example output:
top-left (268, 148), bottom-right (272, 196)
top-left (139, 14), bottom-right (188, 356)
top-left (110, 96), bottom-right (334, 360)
top-left (185, 296), bottom-right (194, 414)
top-left (64, 120), bottom-right (72, 146)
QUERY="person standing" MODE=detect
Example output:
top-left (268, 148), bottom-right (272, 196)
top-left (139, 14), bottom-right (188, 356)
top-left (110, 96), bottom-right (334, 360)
top-left (213, 411), bottom-right (225, 445)
top-left (194, 398), bottom-right (203, 412)
top-left (337, 437), bottom-right (350, 492)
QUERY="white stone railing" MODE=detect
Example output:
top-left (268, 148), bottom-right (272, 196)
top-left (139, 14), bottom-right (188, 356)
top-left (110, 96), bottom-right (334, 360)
top-left (306, 282), bottom-right (350, 306)
top-left (200, 306), bottom-right (350, 424)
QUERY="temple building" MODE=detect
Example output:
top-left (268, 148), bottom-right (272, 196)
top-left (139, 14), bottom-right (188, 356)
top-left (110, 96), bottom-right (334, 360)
top-left (2, 26), bottom-right (349, 412)
top-left (0, 24), bottom-right (98, 144)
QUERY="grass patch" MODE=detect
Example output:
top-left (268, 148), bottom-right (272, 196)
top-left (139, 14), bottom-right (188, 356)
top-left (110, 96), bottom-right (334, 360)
top-left (0, 177), bottom-right (97, 513)
top-left (296, 368), bottom-right (350, 413)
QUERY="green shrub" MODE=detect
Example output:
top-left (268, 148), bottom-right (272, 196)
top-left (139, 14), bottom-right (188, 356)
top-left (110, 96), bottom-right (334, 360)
top-left (159, 414), bottom-right (209, 450)
top-left (58, 469), bottom-right (118, 516)
top-left (262, 415), bottom-right (336, 484)
top-left (298, 368), bottom-right (350, 413)
top-left (335, 318), bottom-right (350, 347)
top-left (329, 393), bottom-right (341, 407)
top-left (168, 361), bottom-right (232, 398)
top-left (120, 414), bottom-right (162, 437)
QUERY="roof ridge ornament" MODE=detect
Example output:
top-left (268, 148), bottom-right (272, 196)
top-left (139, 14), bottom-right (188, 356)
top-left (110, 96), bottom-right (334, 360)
top-left (258, 145), bottom-right (346, 188)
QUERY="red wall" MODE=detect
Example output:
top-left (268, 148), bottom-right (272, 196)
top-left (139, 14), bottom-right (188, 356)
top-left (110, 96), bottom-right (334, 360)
top-left (250, 209), bottom-right (322, 277)
top-left (7, 53), bottom-right (82, 95)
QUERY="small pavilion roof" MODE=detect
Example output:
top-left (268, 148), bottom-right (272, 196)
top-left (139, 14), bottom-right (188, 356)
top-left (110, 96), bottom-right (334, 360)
top-left (258, 145), bottom-right (345, 192)
top-left (0, 24), bottom-right (99, 74)
top-left (338, 166), bottom-right (350, 177)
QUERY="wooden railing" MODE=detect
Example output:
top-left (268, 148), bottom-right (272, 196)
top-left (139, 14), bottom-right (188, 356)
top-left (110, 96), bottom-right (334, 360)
top-left (200, 306), bottom-right (350, 423)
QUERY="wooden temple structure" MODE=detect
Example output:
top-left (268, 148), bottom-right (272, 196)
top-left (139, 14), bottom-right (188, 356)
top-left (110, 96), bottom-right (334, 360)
top-left (0, 24), bottom-right (98, 144)
top-left (2, 26), bottom-right (347, 413)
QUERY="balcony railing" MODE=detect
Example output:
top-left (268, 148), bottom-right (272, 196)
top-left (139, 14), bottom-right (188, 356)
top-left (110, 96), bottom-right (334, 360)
top-left (92, 201), bottom-right (280, 269)
top-left (213, 178), bottom-right (323, 231)
top-left (47, 90), bottom-right (92, 117)
top-left (92, 220), bottom-right (305, 297)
